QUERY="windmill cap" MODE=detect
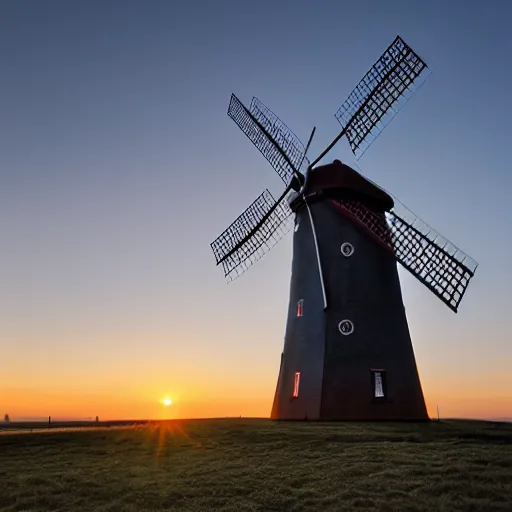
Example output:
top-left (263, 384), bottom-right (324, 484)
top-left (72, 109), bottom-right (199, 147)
top-left (303, 160), bottom-right (394, 211)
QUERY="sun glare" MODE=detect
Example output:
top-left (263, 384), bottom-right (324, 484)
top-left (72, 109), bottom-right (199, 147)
top-left (162, 397), bottom-right (172, 407)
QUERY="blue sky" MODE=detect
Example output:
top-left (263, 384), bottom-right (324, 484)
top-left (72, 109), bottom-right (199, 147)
top-left (1, 0), bottom-right (511, 419)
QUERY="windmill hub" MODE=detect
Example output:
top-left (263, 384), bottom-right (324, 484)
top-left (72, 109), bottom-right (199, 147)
top-left (211, 36), bottom-right (478, 421)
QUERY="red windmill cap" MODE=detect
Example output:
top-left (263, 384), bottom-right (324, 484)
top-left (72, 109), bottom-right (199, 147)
top-left (303, 160), bottom-right (394, 211)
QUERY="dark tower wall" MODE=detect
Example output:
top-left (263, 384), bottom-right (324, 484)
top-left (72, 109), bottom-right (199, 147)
top-left (271, 162), bottom-right (429, 421)
top-left (270, 202), bottom-right (327, 420)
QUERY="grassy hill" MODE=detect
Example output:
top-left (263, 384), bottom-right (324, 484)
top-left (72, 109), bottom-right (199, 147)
top-left (0, 418), bottom-right (511, 511)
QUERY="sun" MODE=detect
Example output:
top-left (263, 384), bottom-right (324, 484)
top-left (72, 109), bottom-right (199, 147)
top-left (161, 397), bottom-right (172, 407)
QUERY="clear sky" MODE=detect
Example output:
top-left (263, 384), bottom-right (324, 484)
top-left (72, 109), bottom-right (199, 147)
top-left (1, 0), bottom-right (511, 421)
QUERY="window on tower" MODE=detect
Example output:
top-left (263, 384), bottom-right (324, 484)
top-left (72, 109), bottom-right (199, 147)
top-left (292, 372), bottom-right (301, 398)
top-left (297, 299), bottom-right (303, 317)
top-left (370, 369), bottom-right (387, 399)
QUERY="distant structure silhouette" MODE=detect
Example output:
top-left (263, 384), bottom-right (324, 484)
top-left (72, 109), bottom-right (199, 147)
top-left (210, 36), bottom-right (478, 420)
top-left (4, 414), bottom-right (9, 422)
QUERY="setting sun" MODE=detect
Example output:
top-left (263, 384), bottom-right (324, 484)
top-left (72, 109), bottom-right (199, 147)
top-left (162, 398), bottom-right (172, 407)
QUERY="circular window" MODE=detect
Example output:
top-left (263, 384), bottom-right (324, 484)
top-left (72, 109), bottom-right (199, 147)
top-left (294, 217), bottom-right (300, 232)
top-left (340, 242), bottom-right (354, 257)
top-left (338, 319), bottom-right (354, 336)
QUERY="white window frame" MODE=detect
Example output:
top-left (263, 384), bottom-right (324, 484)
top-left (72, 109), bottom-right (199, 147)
top-left (370, 369), bottom-right (386, 399)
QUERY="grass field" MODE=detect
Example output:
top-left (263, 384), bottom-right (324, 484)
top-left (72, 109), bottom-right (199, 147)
top-left (0, 419), bottom-right (511, 511)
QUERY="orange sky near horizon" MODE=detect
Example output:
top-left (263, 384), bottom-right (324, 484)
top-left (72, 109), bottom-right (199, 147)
top-left (2, 297), bottom-right (511, 423)
top-left (2, 375), bottom-right (511, 422)
top-left (3, 302), bottom-right (510, 422)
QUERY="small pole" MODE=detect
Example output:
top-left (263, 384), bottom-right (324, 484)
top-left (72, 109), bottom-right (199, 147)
top-left (305, 201), bottom-right (328, 310)
top-left (437, 405), bottom-right (440, 421)
top-left (48, 415), bottom-right (51, 427)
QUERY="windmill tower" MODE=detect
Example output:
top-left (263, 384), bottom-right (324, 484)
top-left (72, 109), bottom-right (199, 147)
top-left (210, 36), bottom-right (478, 421)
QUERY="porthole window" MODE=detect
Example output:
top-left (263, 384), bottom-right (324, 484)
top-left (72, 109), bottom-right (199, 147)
top-left (340, 242), bottom-right (354, 257)
top-left (338, 319), bottom-right (354, 336)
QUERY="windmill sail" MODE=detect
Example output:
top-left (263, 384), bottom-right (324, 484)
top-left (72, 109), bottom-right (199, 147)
top-left (310, 36), bottom-right (429, 168)
top-left (228, 94), bottom-right (307, 185)
top-left (210, 189), bottom-right (294, 281)
top-left (211, 189), bottom-right (277, 264)
top-left (330, 198), bottom-right (477, 312)
top-left (249, 97), bottom-right (309, 174)
top-left (334, 36), bottom-right (429, 159)
top-left (387, 209), bottom-right (477, 311)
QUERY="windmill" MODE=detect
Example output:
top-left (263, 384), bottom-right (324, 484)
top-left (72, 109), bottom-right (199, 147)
top-left (210, 36), bottom-right (478, 420)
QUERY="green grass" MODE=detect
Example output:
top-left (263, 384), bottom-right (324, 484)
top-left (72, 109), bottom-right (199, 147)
top-left (0, 419), bottom-right (511, 511)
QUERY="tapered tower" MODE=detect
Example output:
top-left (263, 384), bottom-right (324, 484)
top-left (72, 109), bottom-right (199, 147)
top-left (271, 160), bottom-right (428, 420)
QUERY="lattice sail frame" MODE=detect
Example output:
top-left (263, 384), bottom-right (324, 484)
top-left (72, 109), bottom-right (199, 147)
top-left (249, 97), bottom-right (308, 174)
top-left (211, 189), bottom-right (277, 265)
top-left (335, 36), bottom-right (429, 159)
top-left (219, 195), bottom-right (294, 282)
top-left (330, 198), bottom-right (477, 312)
top-left (227, 94), bottom-right (308, 185)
